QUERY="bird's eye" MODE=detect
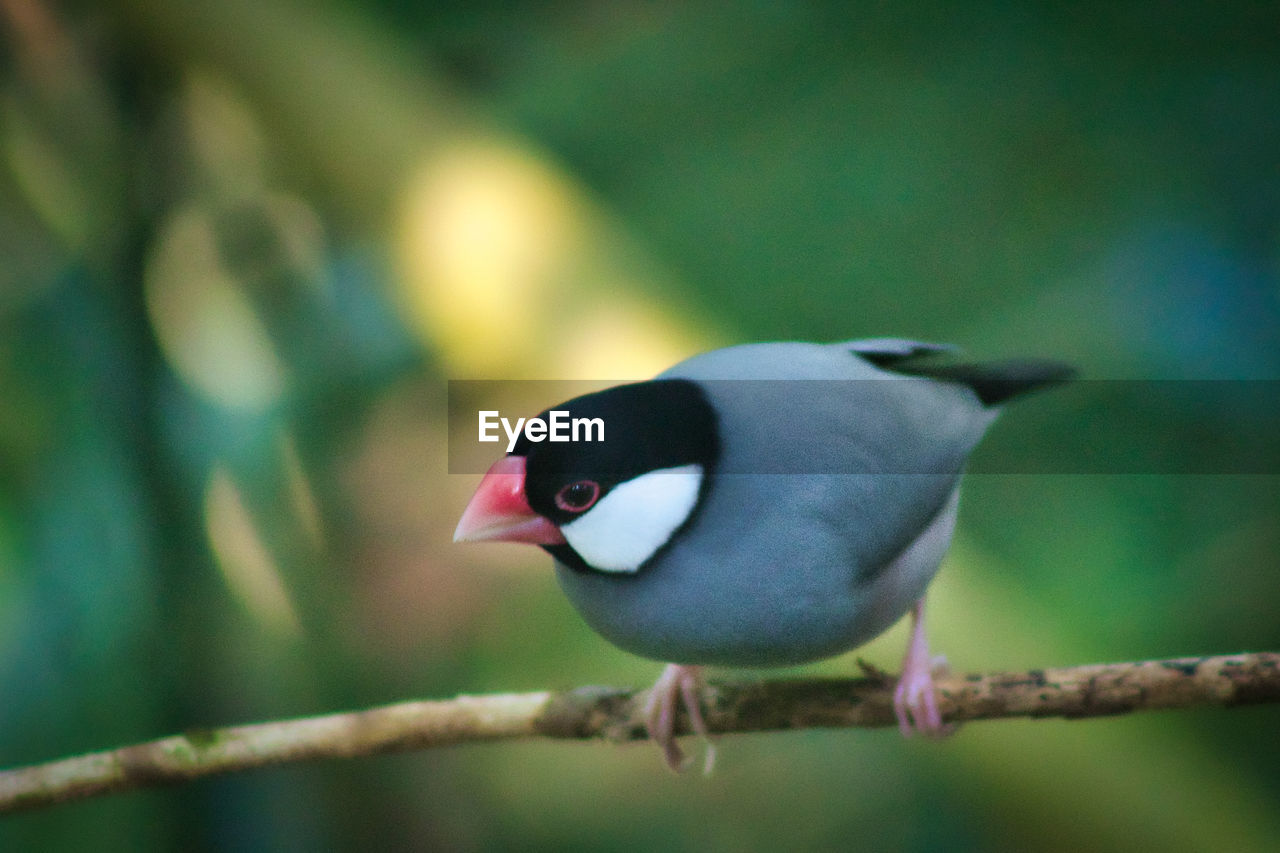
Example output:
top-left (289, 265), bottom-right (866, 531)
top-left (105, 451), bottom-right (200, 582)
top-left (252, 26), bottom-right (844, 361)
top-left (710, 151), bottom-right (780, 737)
top-left (555, 480), bottom-right (600, 513)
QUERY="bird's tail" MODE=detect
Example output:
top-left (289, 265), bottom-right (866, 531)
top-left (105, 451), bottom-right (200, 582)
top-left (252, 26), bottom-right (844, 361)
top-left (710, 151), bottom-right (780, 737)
top-left (888, 359), bottom-right (1076, 407)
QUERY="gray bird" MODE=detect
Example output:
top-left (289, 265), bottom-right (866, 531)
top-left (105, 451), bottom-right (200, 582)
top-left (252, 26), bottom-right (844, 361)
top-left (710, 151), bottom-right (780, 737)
top-left (455, 338), bottom-right (1071, 770)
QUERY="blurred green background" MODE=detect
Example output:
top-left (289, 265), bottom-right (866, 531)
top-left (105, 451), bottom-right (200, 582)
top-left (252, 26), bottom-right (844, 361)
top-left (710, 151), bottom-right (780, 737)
top-left (2, 0), bottom-right (1278, 849)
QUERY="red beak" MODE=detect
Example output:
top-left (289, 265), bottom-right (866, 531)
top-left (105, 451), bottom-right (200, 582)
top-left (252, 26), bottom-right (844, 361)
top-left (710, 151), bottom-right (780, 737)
top-left (454, 456), bottom-right (567, 545)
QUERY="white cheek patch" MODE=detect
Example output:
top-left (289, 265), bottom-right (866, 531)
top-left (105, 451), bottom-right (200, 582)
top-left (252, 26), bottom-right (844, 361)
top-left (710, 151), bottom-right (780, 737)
top-left (560, 464), bottom-right (704, 574)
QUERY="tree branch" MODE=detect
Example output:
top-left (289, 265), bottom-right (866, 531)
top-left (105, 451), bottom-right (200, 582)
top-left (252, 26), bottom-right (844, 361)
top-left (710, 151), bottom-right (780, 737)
top-left (3, 652), bottom-right (1277, 814)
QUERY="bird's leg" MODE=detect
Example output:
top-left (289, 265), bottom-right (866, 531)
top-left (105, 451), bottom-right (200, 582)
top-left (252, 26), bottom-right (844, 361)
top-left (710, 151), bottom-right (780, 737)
top-left (642, 663), bottom-right (716, 774)
top-left (893, 596), bottom-right (955, 737)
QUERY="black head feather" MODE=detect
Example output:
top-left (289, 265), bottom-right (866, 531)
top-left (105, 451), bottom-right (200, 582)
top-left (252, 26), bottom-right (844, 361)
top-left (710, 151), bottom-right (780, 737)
top-left (513, 379), bottom-right (720, 523)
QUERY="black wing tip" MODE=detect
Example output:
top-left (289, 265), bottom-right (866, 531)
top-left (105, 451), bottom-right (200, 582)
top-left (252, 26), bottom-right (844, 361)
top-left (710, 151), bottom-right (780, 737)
top-left (851, 339), bottom-right (955, 367)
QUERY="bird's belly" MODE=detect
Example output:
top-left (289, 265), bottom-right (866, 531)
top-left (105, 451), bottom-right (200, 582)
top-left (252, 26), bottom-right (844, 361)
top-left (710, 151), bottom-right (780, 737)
top-left (553, 487), bottom-right (959, 667)
top-left (554, 557), bottom-right (906, 667)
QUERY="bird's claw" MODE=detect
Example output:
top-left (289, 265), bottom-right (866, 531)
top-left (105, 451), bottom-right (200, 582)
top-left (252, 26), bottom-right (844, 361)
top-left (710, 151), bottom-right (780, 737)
top-left (893, 599), bottom-right (957, 738)
top-left (893, 655), bottom-right (956, 737)
top-left (642, 663), bottom-right (716, 774)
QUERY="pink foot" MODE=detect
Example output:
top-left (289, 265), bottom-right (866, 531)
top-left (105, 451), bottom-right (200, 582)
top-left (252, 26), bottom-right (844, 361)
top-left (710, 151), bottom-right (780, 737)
top-left (893, 597), bottom-right (955, 738)
top-left (642, 664), bottom-right (716, 774)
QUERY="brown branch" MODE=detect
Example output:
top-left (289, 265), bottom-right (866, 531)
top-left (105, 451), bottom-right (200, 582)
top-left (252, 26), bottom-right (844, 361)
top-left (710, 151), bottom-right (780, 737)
top-left (3, 652), bottom-right (1277, 814)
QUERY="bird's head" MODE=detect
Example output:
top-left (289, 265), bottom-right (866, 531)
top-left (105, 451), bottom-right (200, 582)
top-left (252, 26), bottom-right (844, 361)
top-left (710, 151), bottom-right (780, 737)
top-left (454, 380), bottom-right (719, 574)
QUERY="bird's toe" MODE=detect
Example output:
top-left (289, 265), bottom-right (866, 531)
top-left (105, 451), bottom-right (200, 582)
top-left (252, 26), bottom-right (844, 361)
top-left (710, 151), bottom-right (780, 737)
top-left (642, 664), bottom-right (714, 774)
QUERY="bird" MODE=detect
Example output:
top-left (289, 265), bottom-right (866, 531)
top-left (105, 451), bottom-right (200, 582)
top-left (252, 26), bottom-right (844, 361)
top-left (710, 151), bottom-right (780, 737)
top-left (454, 338), bottom-right (1072, 771)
